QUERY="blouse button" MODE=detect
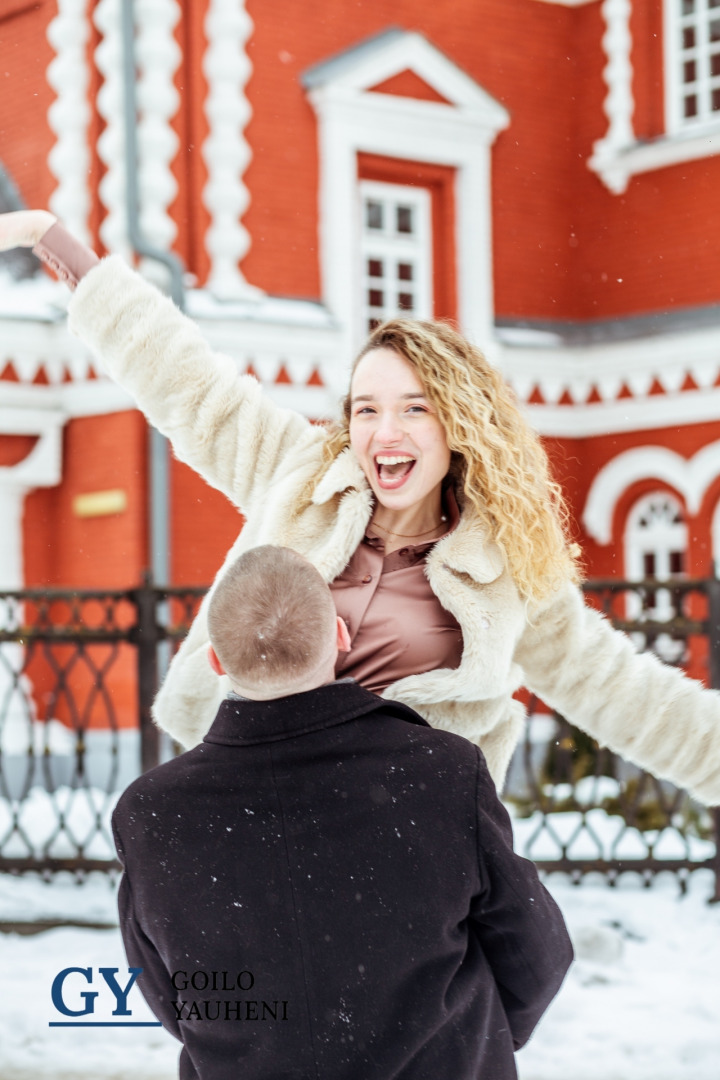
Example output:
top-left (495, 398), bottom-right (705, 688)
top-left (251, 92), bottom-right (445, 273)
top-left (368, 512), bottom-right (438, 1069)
top-left (361, 574), bottom-right (372, 584)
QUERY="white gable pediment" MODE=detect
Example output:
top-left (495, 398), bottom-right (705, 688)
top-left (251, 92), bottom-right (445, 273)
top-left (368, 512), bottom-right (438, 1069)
top-left (302, 27), bottom-right (509, 133)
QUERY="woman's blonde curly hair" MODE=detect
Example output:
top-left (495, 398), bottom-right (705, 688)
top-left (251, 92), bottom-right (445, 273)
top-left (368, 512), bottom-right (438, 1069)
top-left (318, 317), bottom-right (582, 603)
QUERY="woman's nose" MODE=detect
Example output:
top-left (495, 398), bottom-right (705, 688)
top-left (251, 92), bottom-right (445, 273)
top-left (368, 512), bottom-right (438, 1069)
top-left (375, 411), bottom-right (403, 443)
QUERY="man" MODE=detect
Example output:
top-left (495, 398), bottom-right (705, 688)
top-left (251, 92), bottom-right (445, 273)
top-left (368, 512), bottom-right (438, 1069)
top-left (112, 546), bottom-right (572, 1080)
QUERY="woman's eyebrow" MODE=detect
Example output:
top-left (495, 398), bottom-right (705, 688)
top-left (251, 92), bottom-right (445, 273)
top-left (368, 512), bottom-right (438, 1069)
top-left (351, 392), bottom-right (427, 403)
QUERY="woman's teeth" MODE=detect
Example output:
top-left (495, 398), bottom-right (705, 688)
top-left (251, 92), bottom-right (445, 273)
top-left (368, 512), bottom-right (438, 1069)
top-left (376, 455), bottom-right (415, 480)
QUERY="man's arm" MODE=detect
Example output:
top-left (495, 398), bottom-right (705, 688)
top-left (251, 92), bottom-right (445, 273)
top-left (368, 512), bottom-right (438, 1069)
top-left (470, 747), bottom-right (573, 1050)
top-left (113, 822), bottom-right (183, 1041)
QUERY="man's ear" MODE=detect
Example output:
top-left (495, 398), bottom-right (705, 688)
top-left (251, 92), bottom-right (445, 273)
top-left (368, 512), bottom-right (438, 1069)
top-left (207, 644), bottom-right (226, 677)
top-left (336, 616), bottom-right (351, 653)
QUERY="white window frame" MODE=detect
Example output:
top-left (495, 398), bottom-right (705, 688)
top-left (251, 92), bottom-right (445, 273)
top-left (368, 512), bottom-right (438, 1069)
top-left (624, 491), bottom-right (688, 661)
top-left (712, 498), bottom-right (720, 574)
top-left (665, 0), bottom-right (720, 134)
top-left (590, 0), bottom-right (720, 193)
top-left (359, 180), bottom-right (432, 332)
top-left (303, 30), bottom-right (509, 379)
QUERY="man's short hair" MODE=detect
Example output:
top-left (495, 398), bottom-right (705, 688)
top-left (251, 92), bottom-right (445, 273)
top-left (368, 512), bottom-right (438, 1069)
top-left (207, 546), bottom-right (337, 697)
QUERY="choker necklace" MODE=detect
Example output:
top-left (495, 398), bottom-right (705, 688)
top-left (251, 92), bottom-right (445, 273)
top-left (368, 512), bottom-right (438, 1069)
top-left (371, 516), bottom-right (446, 540)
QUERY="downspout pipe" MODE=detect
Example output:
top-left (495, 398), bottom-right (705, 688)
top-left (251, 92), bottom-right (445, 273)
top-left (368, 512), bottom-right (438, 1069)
top-left (121, 0), bottom-right (186, 593)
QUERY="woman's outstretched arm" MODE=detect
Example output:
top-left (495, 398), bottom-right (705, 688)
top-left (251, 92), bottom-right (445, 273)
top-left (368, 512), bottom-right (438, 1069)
top-left (515, 580), bottom-right (720, 806)
top-left (0, 211), bottom-right (320, 511)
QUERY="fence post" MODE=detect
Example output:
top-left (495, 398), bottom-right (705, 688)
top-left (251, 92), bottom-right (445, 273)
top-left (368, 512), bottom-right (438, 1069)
top-left (135, 572), bottom-right (160, 774)
top-left (706, 577), bottom-right (720, 902)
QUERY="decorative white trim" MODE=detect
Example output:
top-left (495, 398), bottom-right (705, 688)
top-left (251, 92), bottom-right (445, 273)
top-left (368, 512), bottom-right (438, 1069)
top-left (305, 30), bottom-right (509, 368)
top-left (0, 407), bottom-right (65, 490)
top-left (524, 386), bottom-right (720, 437)
top-left (495, 316), bottom-right (720, 434)
top-left (583, 442), bottom-right (720, 544)
top-left (46, 0), bottom-right (92, 244)
top-left (712, 499), bottom-right (720, 572)
top-left (590, 0), bottom-right (720, 190)
top-left (135, 0), bottom-right (181, 258)
top-left (202, 0), bottom-right (261, 300)
top-left (94, 0), bottom-right (131, 257)
top-left (588, 0), bottom-right (636, 193)
top-left (593, 127), bottom-right (720, 192)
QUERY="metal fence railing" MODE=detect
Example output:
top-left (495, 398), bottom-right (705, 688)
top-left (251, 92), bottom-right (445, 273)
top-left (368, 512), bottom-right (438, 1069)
top-left (0, 575), bottom-right (717, 897)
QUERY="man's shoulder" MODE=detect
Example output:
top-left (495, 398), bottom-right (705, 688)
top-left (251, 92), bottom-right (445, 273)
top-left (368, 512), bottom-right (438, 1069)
top-left (112, 744), bottom-right (207, 823)
top-left (367, 698), bottom-right (484, 775)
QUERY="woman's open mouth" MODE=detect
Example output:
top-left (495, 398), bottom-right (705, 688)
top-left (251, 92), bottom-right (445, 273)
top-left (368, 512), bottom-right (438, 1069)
top-left (375, 455), bottom-right (416, 489)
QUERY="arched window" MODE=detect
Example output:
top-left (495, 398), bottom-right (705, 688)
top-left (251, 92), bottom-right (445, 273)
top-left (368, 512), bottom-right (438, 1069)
top-left (624, 491), bottom-right (687, 661)
top-left (625, 491), bottom-right (687, 583)
top-left (711, 499), bottom-right (720, 575)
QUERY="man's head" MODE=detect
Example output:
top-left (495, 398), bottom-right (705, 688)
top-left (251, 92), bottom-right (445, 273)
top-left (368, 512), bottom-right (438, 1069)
top-left (206, 545), bottom-right (350, 700)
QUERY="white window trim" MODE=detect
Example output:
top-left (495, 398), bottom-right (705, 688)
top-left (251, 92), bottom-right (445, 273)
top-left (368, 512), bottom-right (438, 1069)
top-left (359, 180), bottom-right (433, 330)
top-left (664, 0), bottom-right (720, 135)
top-left (582, 442), bottom-right (720, 546)
top-left (712, 498), bottom-right (720, 572)
top-left (624, 491), bottom-right (687, 581)
top-left (589, 0), bottom-right (720, 194)
top-left (304, 30), bottom-right (509, 371)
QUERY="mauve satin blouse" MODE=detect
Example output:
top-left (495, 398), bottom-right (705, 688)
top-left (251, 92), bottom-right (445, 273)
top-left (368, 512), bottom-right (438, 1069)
top-left (34, 223), bottom-right (465, 694)
top-left (330, 490), bottom-right (463, 693)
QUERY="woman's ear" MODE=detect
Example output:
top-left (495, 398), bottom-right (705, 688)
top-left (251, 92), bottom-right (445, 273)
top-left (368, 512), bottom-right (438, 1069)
top-left (207, 644), bottom-right (226, 677)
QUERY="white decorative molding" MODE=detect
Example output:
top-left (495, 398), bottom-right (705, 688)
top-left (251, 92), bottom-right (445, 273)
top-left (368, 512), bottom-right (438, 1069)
top-left (304, 29), bottom-right (510, 369)
top-left (94, 0), bottom-right (131, 257)
top-left (496, 316), bottom-right (720, 434)
top-left (135, 0), bottom-right (181, 258)
top-left (202, 0), bottom-right (261, 300)
top-left (46, 0), bottom-right (92, 244)
top-left (0, 286), bottom-right (342, 419)
top-left (588, 0), bottom-right (635, 193)
top-left (583, 442), bottom-right (720, 544)
top-left (589, 0), bottom-right (720, 189)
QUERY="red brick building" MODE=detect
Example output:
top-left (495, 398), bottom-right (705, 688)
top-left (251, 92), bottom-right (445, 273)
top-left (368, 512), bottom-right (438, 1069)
top-left (1, 0), bottom-right (719, 725)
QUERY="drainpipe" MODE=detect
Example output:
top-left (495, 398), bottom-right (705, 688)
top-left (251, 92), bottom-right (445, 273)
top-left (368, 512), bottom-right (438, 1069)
top-left (120, 0), bottom-right (185, 593)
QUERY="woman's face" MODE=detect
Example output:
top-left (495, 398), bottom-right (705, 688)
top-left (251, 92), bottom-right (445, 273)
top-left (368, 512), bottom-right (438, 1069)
top-left (349, 347), bottom-right (451, 515)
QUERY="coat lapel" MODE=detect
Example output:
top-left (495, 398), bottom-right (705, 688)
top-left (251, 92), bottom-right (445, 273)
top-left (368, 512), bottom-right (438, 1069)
top-left (385, 513), bottom-right (526, 706)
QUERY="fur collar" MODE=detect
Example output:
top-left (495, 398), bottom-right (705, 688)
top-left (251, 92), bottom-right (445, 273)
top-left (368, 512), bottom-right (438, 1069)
top-left (310, 446), bottom-right (367, 505)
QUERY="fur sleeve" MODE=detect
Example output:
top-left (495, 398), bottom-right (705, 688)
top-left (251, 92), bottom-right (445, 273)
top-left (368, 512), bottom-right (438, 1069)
top-left (67, 256), bottom-right (320, 509)
top-left (514, 581), bottom-right (720, 806)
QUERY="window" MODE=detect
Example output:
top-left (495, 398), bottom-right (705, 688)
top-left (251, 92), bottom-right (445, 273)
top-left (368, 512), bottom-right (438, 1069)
top-left (359, 181), bottom-right (432, 333)
top-left (667, 0), bottom-right (720, 131)
top-left (624, 492), bottom-right (687, 662)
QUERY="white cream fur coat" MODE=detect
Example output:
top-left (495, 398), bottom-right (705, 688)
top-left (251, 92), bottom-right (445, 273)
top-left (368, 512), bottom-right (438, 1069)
top-left (68, 258), bottom-right (720, 804)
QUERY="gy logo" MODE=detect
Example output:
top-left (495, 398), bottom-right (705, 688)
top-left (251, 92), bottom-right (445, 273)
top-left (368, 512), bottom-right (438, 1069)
top-left (49, 967), bottom-right (162, 1027)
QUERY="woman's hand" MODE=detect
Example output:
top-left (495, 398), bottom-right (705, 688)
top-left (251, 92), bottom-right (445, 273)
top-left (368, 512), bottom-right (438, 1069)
top-left (0, 210), bottom-right (56, 251)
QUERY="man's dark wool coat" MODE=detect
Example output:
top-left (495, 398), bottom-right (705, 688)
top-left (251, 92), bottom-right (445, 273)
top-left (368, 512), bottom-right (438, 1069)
top-left (112, 680), bottom-right (572, 1080)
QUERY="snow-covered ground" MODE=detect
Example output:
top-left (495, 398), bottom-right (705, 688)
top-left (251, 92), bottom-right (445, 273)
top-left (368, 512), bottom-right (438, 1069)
top-left (0, 802), bottom-right (718, 1079)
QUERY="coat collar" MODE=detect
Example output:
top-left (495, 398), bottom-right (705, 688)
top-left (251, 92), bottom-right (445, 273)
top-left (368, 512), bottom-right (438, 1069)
top-left (310, 446), bottom-right (368, 505)
top-left (204, 680), bottom-right (429, 746)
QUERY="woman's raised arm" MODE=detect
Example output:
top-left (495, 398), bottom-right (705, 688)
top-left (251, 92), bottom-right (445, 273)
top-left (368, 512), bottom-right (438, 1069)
top-left (0, 212), bottom-right (319, 511)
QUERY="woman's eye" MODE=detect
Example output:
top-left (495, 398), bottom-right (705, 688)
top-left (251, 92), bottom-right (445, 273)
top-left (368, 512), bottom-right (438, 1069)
top-left (407, 405), bottom-right (428, 414)
top-left (354, 406), bottom-right (376, 415)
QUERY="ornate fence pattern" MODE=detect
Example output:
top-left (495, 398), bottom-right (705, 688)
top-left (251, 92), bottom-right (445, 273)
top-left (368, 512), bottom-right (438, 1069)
top-left (0, 576), bottom-right (717, 896)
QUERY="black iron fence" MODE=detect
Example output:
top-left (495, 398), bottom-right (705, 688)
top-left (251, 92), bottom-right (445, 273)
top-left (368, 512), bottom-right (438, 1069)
top-left (0, 575), bottom-right (717, 896)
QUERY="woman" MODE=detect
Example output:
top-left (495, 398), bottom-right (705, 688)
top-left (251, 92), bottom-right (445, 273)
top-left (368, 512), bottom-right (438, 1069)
top-left (2, 209), bottom-right (720, 804)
